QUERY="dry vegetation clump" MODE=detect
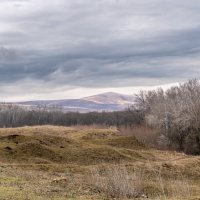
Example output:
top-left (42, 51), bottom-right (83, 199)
top-left (88, 164), bottom-right (198, 200)
top-left (89, 165), bottom-right (146, 199)
top-left (118, 125), bottom-right (158, 148)
top-left (145, 165), bottom-right (193, 200)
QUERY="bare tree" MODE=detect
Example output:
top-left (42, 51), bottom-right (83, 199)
top-left (135, 79), bottom-right (200, 154)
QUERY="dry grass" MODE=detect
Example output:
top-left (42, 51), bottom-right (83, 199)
top-left (90, 165), bottom-right (146, 198)
top-left (0, 125), bottom-right (199, 199)
top-left (88, 163), bottom-right (199, 200)
top-left (0, 125), bottom-right (145, 164)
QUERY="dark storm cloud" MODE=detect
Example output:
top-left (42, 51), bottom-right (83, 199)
top-left (0, 0), bottom-right (200, 97)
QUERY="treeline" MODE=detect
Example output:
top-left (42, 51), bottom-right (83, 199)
top-left (0, 104), bottom-right (143, 128)
top-left (136, 79), bottom-right (200, 155)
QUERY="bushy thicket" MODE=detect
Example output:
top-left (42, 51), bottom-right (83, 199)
top-left (0, 104), bottom-right (144, 128)
top-left (136, 79), bottom-right (200, 155)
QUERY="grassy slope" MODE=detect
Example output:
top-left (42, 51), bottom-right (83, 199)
top-left (0, 125), bottom-right (199, 200)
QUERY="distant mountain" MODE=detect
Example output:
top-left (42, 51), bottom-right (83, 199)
top-left (17, 92), bottom-right (136, 112)
top-left (83, 92), bottom-right (135, 104)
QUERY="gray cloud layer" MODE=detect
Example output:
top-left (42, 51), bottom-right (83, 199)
top-left (0, 0), bottom-right (200, 99)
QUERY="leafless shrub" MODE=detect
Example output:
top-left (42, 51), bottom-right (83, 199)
top-left (90, 165), bottom-right (146, 199)
top-left (118, 125), bottom-right (158, 147)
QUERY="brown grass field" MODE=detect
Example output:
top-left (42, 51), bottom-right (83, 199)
top-left (0, 125), bottom-right (199, 200)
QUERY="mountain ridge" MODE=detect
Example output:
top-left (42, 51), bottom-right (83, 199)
top-left (17, 92), bottom-right (136, 112)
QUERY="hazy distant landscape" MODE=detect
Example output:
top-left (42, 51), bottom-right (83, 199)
top-left (17, 92), bottom-right (136, 112)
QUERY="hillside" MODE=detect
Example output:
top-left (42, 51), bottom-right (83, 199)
top-left (83, 92), bottom-right (136, 104)
top-left (0, 126), bottom-right (199, 199)
top-left (17, 92), bottom-right (135, 112)
top-left (0, 126), bottom-right (144, 164)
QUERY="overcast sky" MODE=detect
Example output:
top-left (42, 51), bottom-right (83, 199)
top-left (0, 0), bottom-right (200, 101)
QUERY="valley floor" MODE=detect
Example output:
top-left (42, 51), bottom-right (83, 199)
top-left (0, 126), bottom-right (199, 200)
